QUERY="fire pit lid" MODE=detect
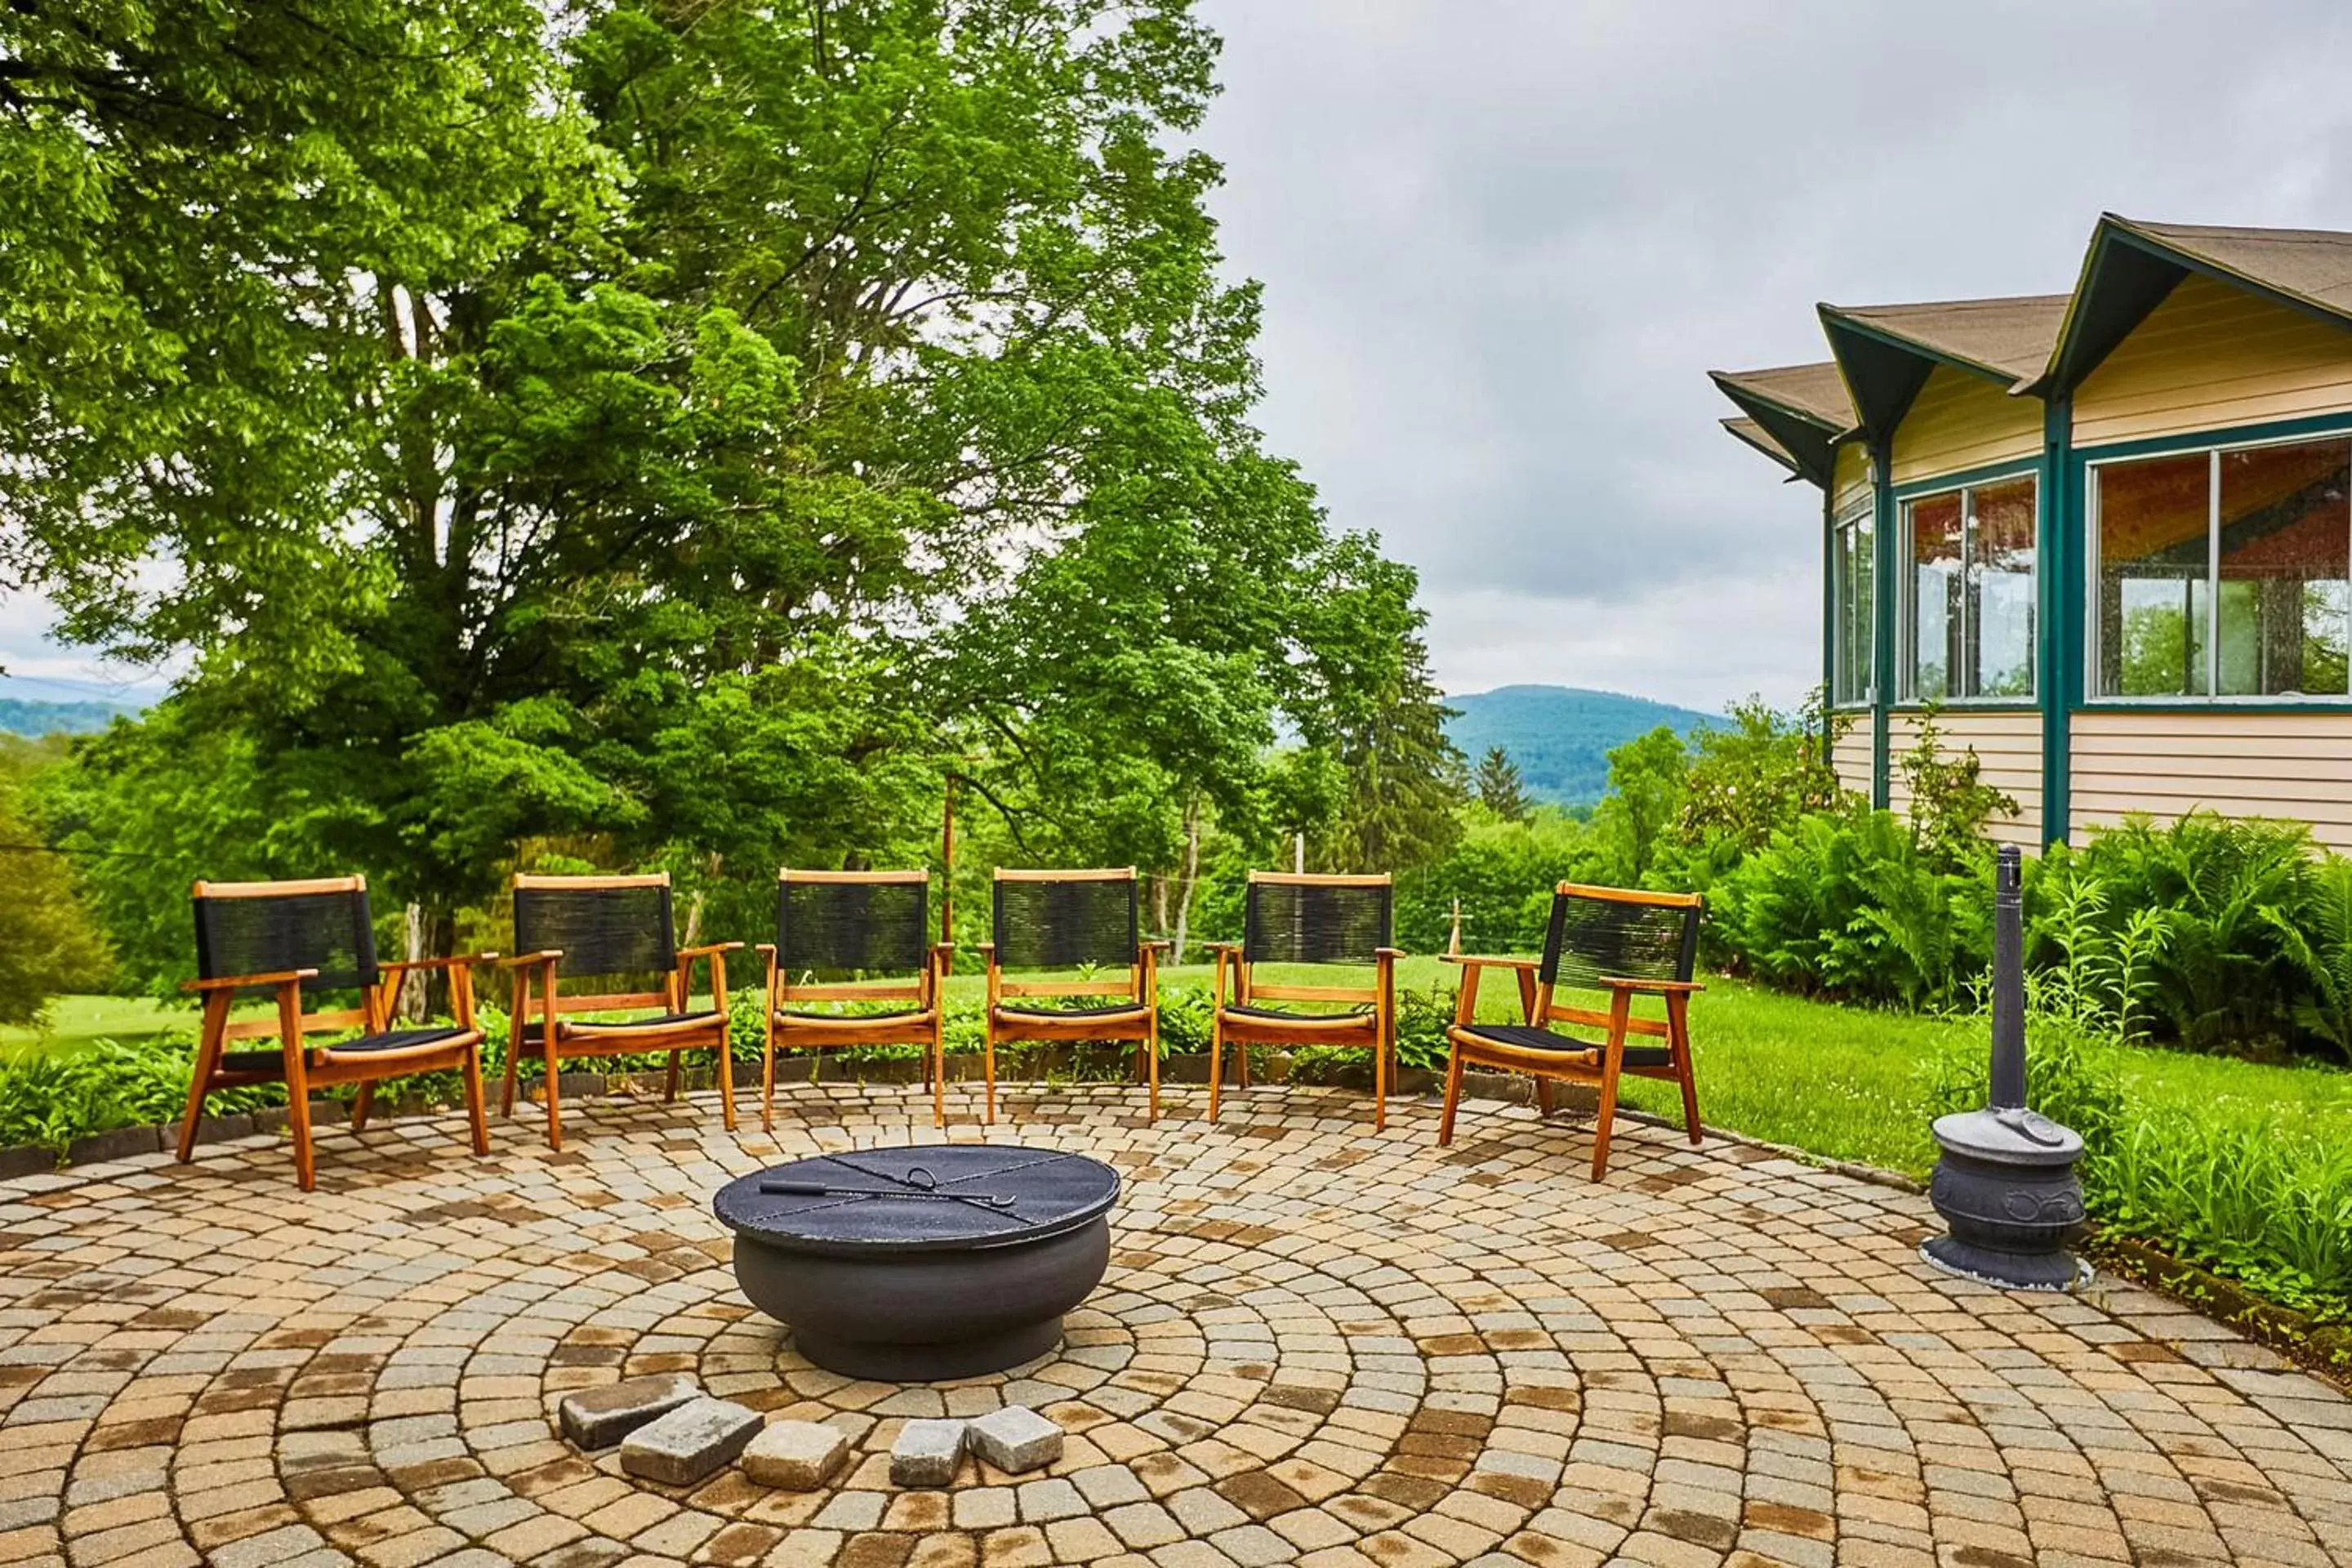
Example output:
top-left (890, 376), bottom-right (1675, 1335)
top-left (713, 1146), bottom-right (1118, 1256)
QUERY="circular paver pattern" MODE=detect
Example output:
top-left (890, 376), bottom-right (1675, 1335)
top-left (3, 1083), bottom-right (2350, 1568)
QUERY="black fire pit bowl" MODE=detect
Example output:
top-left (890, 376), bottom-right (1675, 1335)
top-left (714, 1146), bottom-right (1119, 1381)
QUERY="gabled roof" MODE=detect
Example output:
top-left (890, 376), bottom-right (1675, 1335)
top-left (1714, 213), bottom-right (2352, 485)
top-left (1816, 295), bottom-right (2067, 440)
top-left (2035, 214), bottom-right (2352, 394)
top-left (1721, 416), bottom-right (1800, 477)
top-left (1708, 362), bottom-right (1851, 485)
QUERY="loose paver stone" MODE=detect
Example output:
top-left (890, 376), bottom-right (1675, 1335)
top-left (742, 1420), bottom-right (852, 1490)
top-left (973, 1407), bottom-right (1065, 1474)
top-left (617, 1397), bottom-right (762, 1487)
top-left (558, 1373), bottom-right (702, 1450)
top-left (893, 1419), bottom-right (969, 1487)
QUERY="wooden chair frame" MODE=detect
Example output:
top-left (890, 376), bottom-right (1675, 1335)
top-left (1208, 871), bottom-right (1401, 1130)
top-left (179, 875), bottom-right (495, 1191)
top-left (1437, 881), bottom-right (1704, 1179)
top-left (760, 869), bottom-right (951, 1131)
top-left (977, 867), bottom-right (1165, 1125)
top-left (497, 872), bottom-right (740, 1150)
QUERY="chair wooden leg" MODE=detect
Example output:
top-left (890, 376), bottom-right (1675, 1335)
top-left (176, 996), bottom-right (228, 1163)
top-left (1206, 1017), bottom-right (1223, 1121)
top-left (1668, 992), bottom-right (1701, 1144)
top-left (1146, 1018), bottom-right (1160, 1124)
top-left (1236, 1041), bottom-right (1251, 1089)
top-left (664, 1050), bottom-right (680, 1103)
top-left (499, 1010), bottom-right (522, 1118)
top-left (541, 1031), bottom-right (564, 1152)
top-left (461, 1044), bottom-right (490, 1156)
top-left (715, 1036), bottom-right (737, 1134)
top-left (982, 1027), bottom-right (998, 1125)
top-left (931, 1020), bottom-right (946, 1129)
top-left (1591, 993), bottom-right (1632, 1181)
top-left (1535, 1078), bottom-right (1553, 1118)
top-left (350, 1083), bottom-right (374, 1132)
top-left (762, 1018), bottom-right (777, 1134)
top-left (1437, 1044), bottom-right (1465, 1146)
top-left (281, 1038), bottom-right (316, 1192)
top-left (1371, 1031), bottom-right (1388, 1134)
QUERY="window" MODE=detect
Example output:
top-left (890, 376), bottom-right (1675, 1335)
top-left (1900, 475), bottom-right (2037, 702)
top-left (1830, 507), bottom-right (1874, 706)
top-left (2093, 436), bottom-right (2351, 699)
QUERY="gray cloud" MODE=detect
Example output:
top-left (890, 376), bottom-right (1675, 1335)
top-left (1194, 0), bottom-right (2352, 708)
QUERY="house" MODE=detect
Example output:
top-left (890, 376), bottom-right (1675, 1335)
top-left (1714, 215), bottom-right (2352, 851)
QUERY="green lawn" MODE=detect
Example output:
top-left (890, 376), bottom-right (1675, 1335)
top-left (0, 994), bottom-right (187, 1058)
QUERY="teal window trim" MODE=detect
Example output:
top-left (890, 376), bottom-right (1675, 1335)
top-left (1869, 439), bottom-right (1896, 809)
top-left (2040, 394), bottom-right (2077, 848)
top-left (1892, 466), bottom-right (2042, 707)
top-left (2078, 412), bottom-right (2352, 710)
top-left (1820, 481), bottom-right (1836, 764)
top-left (1890, 456), bottom-right (2041, 500)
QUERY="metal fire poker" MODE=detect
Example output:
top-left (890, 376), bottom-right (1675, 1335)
top-left (1921, 844), bottom-right (2091, 1290)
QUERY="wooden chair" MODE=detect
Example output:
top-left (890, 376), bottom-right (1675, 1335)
top-left (1208, 871), bottom-right (1401, 1129)
top-left (760, 870), bottom-right (950, 1130)
top-left (978, 868), bottom-right (1165, 1124)
top-left (498, 872), bottom-right (739, 1149)
top-left (180, 875), bottom-right (493, 1190)
top-left (1438, 882), bottom-right (1704, 1179)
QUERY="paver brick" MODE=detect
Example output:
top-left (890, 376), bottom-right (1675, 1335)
top-left (616, 1399), bottom-right (760, 1488)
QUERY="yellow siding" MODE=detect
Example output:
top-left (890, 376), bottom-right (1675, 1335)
top-left (1831, 440), bottom-right (1872, 518)
top-left (2073, 274), bottom-right (2352, 448)
top-left (1831, 726), bottom-right (1872, 800)
top-left (2069, 710), bottom-right (2352, 851)
top-left (1890, 364), bottom-right (2042, 485)
top-left (1886, 711), bottom-right (2042, 849)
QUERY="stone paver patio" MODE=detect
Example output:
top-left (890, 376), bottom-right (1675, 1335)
top-left (4, 1084), bottom-right (2350, 1568)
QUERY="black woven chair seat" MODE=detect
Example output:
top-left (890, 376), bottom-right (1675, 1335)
top-left (220, 1027), bottom-right (471, 1076)
top-left (1221, 1003), bottom-right (1373, 1024)
top-left (559, 1009), bottom-right (720, 1036)
top-left (1458, 1023), bottom-right (1672, 1070)
top-left (776, 1006), bottom-right (929, 1022)
top-left (996, 1001), bottom-right (1147, 1020)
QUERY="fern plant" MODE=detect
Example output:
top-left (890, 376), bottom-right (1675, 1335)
top-left (2264, 856), bottom-right (2352, 1065)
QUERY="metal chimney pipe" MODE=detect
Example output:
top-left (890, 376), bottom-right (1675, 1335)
top-left (1989, 845), bottom-right (2025, 1111)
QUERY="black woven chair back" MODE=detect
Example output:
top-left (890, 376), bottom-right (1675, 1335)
top-left (514, 880), bottom-right (676, 978)
top-left (777, 876), bottom-right (929, 974)
top-left (193, 882), bottom-right (379, 994)
top-left (1541, 889), bottom-right (1701, 991)
top-left (993, 874), bottom-right (1138, 970)
top-left (1243, 877), bottom-right (1391, 966)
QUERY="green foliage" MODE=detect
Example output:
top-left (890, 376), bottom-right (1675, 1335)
top-left (1716, 810), bottom-right (1988, 1009)
top-left (0, 739), bottom-right (110, 1022)
top-left (1589, 726), bottom-right (1686, 886)
top-left (1472, 747), bottom-right (1530, 823)
top-left (1895, 706), bottom-right (2019, 870)
top-left (2267, 857), bottom-right (2352, 1064)
top-left (1677, 693), bottom-right (1854, 867)
top-left (1394, 807), bottom-right (1601, 955)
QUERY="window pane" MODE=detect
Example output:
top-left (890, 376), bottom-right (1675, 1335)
top-left (1968, 478), bottom-right (2036, 697)
top-left (1908, 492), bottom-right (1962, 701)
top-left (2096, 452), bottom-right (2210, 696)
top-left (1833, 515), bottom-right (1874, 705)
top-left (2216, 439), bottom-right (2350, 697)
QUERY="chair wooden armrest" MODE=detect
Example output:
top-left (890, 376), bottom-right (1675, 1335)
top-left (496, 950), bottom-right (564, 968)
top-left (381, 952), bottom-right (501, 973)
top-left (1597, 975), bottom-right (1704, 994)
top-left (1140, 939), bottom-right (1173, 953)
top-left (676, 942), bottom-right (743, 960)
top-left (1439, 954), bottom-right (1540, 971)
top-left (1374, 947), bottom-right (1406, 960)
top-left (1205, 941), bottom-right (1241, 952)
top-left (181, 968), bottom-right (318, 993)
top-left (971, 942), bottom-right (996, 955)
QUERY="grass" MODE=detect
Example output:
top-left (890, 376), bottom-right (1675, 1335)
top-left (0, 994), bottom-right (186, 1058)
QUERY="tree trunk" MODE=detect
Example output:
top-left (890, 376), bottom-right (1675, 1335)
top-left (1170, 795), bottom-right (1202, 965)
top-left (418, 902), bottom-right (457, 1018)
top-left (396, 902), bottom-right (429, 1022)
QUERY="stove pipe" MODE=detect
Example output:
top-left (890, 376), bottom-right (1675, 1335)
top-left (1921, 844), bottom-right (2089, 1291)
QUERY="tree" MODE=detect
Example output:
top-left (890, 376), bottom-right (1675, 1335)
top-left (0, 740), bottom-right (110, 1024)
top-left (1315, 630), bottom-right (1468, 875)
top-left (1591, 725), bottom-right (1687, 886)
top-left (1678, 692), bottom-right (1854, 859)
top-left (14, 2), bottom-right (1432, 971)
top-left (1473, 746), bottom-right (1531, 822)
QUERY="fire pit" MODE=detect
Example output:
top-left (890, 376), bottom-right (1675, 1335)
top-left (714, 1146), bottom-right (1118, 1380)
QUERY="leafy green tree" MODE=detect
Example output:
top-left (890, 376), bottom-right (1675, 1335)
top-left (1472, 746), bottom-right (1531, 822)
top-left (1313, 631), bottom-right (1467, 875)
top-left (1591, 726), bottom-right (1687, 886)
top-left (0, 740), bottom-right (110, 1022)
top-left (1679, 693), bottom-right (1852, 861)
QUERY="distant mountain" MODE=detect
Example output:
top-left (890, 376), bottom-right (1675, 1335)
top-left (1446, 685), bottom-right (1718, 806)
top-left (0, 697), bottom-right (131, 737)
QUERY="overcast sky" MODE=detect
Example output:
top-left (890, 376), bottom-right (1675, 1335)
top-left (8, 1), bottom-right (2352, 713)
top-left (1191, 0), bottom-right (2352, 709)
